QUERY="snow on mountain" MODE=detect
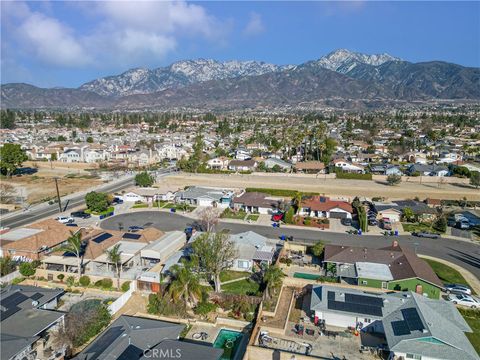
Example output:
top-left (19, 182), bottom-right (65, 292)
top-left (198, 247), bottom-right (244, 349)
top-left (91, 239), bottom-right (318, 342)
top-left (80, 59), bottom-right (291, 97)
top-left (313, 49), bottom-right (401, 74)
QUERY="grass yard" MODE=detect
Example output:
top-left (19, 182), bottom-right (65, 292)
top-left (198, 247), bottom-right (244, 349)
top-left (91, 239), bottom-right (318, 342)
top-left (163, 203), bottom-right (195, 212)
top-left (220, 270), bottom-right (249, 283)
top-left (402, 222), bottom-right (440, 233)
top-left (246, 214), bottom-right (260, 221)
top-left (220, 208), bottom-right (247, 220)
top-left (459, 308), bottom-right (480, 355)
top-left (222, 279), bottom-right (260, 296)
top-left (424, 259), bottom-right (473, 291)
top-left (132, 203), bottom-right (148, 208)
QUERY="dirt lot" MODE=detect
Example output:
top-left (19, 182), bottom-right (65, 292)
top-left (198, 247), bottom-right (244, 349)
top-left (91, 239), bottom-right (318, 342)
top-left (3, 161), bottom-right (102, 204)
top-left (161, 173), bottom-right (480, 201)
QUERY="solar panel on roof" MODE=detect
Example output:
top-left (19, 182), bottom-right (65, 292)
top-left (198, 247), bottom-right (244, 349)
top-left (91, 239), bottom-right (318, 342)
top-left (402, 308), bottom-right (424, 331)
top-left (392, 321), bottom-right (410, 336)
top-left (93, 233), bottom-right (113, 244)
top-left (90, 326), bottom-right (124, 359)
top-left (1, 292), bottom-right (28, 308)
top-left (117, 345), bottom-right (143, 360)
top-left (327, 299), bottom-right (383, 317)
top-left (345, 293), bottom-right (384, 307)
top-left (123, 233), bottom-right (141, 240)
top-left (327, 291), bottom-right (335, 301)
top-left (30, 293), bottom-right (43, 301)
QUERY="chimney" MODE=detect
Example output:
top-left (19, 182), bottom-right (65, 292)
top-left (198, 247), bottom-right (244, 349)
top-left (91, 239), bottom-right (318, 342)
top-left (392, 240), bottom-right (399, 248)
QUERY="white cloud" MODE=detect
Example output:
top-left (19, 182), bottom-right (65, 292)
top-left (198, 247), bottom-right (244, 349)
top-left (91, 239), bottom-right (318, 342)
top-left (243, 12), bottom-right (265, 36)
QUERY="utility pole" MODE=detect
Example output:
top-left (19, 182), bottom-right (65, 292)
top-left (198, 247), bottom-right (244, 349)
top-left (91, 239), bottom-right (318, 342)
top-left (53, 177), bottom-right (62, 212)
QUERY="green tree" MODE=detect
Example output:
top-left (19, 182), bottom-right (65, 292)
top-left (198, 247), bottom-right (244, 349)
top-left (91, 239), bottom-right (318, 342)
top-left (135, 171), bottom-right (154, 187)
top-left (85, 191), bottom-right (110, 213)
top-left (0, 256), bottom-right (16, 276)
top-left (284, 207), bottom-right (295, 224)
top-left (311, 241), bottom-right (325, 257)
top-left (0, 143), bottom-right (28, 177)
top-left (433, 216), bottom-right (447, 233)
top-left (0, 109), bottom-right (16, 129)
top-left (168, 261), bottom-right (202, 308)
top-left (470, 171), bottom-right (480, 189)
top-left (387, 174), bottom-right (402, 186)
top-left (19, 262), bottom-right (36, 278)
top-left (402, 207), bottom-right (415, 222)
top-left (86, 136), bottom-right (94, 143)
top-left (191, 232), bottom-right (237, 292)
top-left (263, 265), bottom-right (285, 299)
top-left (105, 243), bottom-right (122, 289)
top-left (61, 231), bottom-right (84, 278)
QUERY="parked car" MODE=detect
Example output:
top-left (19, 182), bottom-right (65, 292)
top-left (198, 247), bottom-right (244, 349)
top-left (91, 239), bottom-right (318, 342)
top-left (341, 218), bottom-right (352, 226)
top-left (271, 212), bottom-right (284, 222)
top-left (56, 216), bottom-right (74, 224)
top-left (112, 197), bottom-right (124, 204)
top-left (457, 219), bottom-right (470, 230)
top-left (382, 218), bottom-right (392, 230)
top-left (128, 225), bottom-right (144, 232)
top-left (444, 284), bottom-right (472, 295)
top-left (448, 294), bottom-right (479, 308)
top-left (412, 232), bottom-right (440, 239)
top-left (71, 211), bottom-right (91, 219)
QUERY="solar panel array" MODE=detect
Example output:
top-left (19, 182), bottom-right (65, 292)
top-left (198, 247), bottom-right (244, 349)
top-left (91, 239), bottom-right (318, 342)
top-left (392, 320), bottom-right (410, 336)
top-left (93, 233), bottom-right (113, 244)
top-left (1, 292), bottom-right (29, 320)
top-left (123, 233), bottom-right (141, 240)
top-left (327, 291), bottom-right (383, 317)
top-left (391, 307), bottom-right (425, 336)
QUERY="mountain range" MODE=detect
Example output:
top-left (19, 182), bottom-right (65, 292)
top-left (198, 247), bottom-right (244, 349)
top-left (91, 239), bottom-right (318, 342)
top-left (2, 49), bottom-right (479, 110)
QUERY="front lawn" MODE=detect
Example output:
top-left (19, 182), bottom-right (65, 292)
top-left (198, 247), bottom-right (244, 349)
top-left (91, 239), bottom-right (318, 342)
top-left (246, 214), bottom-right (259, 222)
top-left (85, 206), bottom-right (114, 216)
top-left (402, 222), bottom-right (440, 233)
top-left (222, 279), bottom-right (260, 296)
top-left (459, 308), bottom-right (480, 355)
top-left (220, 270), bottom-right (248, 283)
top-left (132, 203), bottom-right (148, 208)
top-left (220, 208), bottom-right (246, 220)
top-left (424, 258), bottom-right (473, 290)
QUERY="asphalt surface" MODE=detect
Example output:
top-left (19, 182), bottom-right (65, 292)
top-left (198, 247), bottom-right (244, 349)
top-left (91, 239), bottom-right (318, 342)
top-left (1, 176), bottom-right (135, 229)
top-left (101, 211), bottom-right (480, 281)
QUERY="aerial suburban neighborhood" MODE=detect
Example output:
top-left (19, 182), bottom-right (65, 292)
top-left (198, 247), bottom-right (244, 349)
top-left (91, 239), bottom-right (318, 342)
top-left (1, 1), bottom-right (480, 360)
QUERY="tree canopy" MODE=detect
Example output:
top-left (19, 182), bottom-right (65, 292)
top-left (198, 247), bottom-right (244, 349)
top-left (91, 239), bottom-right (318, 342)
top-left (0, 143), bottom-right (28, 177)
top-left (85, 191), bottom-right (111, 213)
top-left (135, 171), bottom-right (154, 187)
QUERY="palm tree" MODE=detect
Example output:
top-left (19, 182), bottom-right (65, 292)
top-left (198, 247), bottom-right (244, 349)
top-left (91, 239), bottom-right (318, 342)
top-left (168, 262), bottom-right (202, 308)
top-left (105, 244), bottom-right (123, 289)
top-left (263, 265), bottom-right (285, 299)
top-left (62, 231), bottom-right (84, 278)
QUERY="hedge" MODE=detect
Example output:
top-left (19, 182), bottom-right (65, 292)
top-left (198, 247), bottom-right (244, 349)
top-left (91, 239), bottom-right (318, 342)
top-left (335, 172), bottom-right (372, 180)
top-left (245, 188), bottom-right (319, 197)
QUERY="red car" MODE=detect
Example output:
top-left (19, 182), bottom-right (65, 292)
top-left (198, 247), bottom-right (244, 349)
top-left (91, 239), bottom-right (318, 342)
top-left (272, 212), bottom-right (284, 222)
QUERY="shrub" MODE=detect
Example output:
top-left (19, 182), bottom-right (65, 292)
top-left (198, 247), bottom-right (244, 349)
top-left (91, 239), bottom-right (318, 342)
top-left (244, 312), bottom-right (255, 322)
top-left (121, 281), bottom-right (131, 292)
top-left (193, 301), bottom-right (218, 317)
top-left (304, 217), bottom-right (312, 226)
top-left (19, 262), bottom-right (35, 277)
top-left (66, 276), bottom-right (76, 287)
top-left (387, 174), bottom-right (402, 186)
top-left (95, 278), bottom-right (113, 289)
top-left (335, 171), bottom-right (372, 180)
top-left (79, 276), bottom-right (91, 287)
top-left (11, 277), bottom-right (25, 285)
top-left (57, 274), bottom-right (65, 282)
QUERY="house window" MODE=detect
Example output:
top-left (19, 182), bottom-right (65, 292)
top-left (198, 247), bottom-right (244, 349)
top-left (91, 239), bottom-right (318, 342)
top-left (381, 282), bottom-right (388, 289)
top-left (406, 354), bottom-right (421, 360)
top-left (361, 280), bottom-right (368, 285)
top-left (364, 318), bottom-right (371, 323)
top-left (238, 260), bottom-right (250, 269)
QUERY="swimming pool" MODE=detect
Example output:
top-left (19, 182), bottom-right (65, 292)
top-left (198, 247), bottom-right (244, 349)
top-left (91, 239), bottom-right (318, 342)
top-left (213, 329), bottom-right (244, 360)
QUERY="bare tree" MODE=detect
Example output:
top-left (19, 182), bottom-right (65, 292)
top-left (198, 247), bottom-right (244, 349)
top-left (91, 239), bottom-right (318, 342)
top-left (198, 206), bottom-right (220, 232)
top-left (192, 231), bottom-right (237, 292)
top-left (0, 183), bottom-right (17, 204)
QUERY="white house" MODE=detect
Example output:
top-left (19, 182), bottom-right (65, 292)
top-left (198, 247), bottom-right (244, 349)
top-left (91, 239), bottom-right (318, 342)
top-left (333, 159), bottom-right (365, 173)
top-left (59, 149), bottom-right (81, 163)
top-left (235, 149), bottom-right (252, 160)
top-left (206, 156), bottom-right (230, 170)
top-left (121, 188), bottom-right (160, 203)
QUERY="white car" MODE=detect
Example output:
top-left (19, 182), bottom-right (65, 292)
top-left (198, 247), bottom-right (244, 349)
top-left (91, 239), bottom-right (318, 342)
top-left (56, 216), bottom-right (74, 224)
top-left (448, 294), bottom-right (479, 308)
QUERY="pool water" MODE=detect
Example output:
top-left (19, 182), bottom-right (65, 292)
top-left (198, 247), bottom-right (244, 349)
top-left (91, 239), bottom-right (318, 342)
top-left (213, 329), bottom-right (244, 360)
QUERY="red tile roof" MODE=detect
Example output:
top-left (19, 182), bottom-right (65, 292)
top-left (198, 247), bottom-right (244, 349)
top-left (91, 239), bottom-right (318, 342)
top-left (300, 196), bottom-right (353, 213)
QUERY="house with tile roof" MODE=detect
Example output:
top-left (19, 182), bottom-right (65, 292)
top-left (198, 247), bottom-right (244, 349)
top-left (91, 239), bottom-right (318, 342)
top-left (298, 196), bottom-right (353, 219)
top-left (309, 285), bottom-right (478, 360)
top-left (322, 242), bottom-right (443, 298)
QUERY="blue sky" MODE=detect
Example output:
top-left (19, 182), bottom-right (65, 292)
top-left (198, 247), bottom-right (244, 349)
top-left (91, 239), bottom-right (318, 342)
top-left (1, 1), bottom-right (479, 88)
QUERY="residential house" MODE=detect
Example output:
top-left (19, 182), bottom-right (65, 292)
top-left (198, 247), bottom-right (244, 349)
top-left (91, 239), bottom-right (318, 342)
top-left (294, 161), bottom-right (326, 174)
top-left (232, 192), bottom-right (281, 214)
top-left (407, 164), bottom-right (449, 177)
top-left (229, 231), bottom-right (276, 272)
top-left (1, 285), bottom-right (65, 360)
top-left (333, 159), bottom-right (365, 173)
top-left (373, 200), bottom-right (437, 222)
top-left (175, 186), bottom-right (234, 208)
top-left (58, 148), bottom-right (81, 163)
top-left (228, 159), bottom-right (258, 172)
top-left (309, 285), bottom-right (478, 360)
top-left (369, 164), bottom-right (403, 176)
top-left (235, 149), bottom-right (252, 160)
top-left (298, 196), bottom-right (353, 220)
top-left (323, 242), bottom-right (443, 298)
top-left (75, 315), bottom-right (223, 360)
top-left (121, 188), bottom-right (161, 203)
top-left (264, 157), bottom-right (292, 171)
top-left (206, 156), bottom-right (230, 170)
top-left (140, 231), bottom-right (186, 267)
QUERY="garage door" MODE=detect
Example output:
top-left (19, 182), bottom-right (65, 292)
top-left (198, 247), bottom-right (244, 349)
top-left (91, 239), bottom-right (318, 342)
top-left (323, 312), bottom-right (356, 328)
top-left (330, 211), bottom-right (347, 219)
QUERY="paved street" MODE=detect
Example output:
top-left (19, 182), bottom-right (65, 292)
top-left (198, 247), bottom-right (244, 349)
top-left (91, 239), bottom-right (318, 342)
top-left (101, 211), bottom-right (480, 281)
